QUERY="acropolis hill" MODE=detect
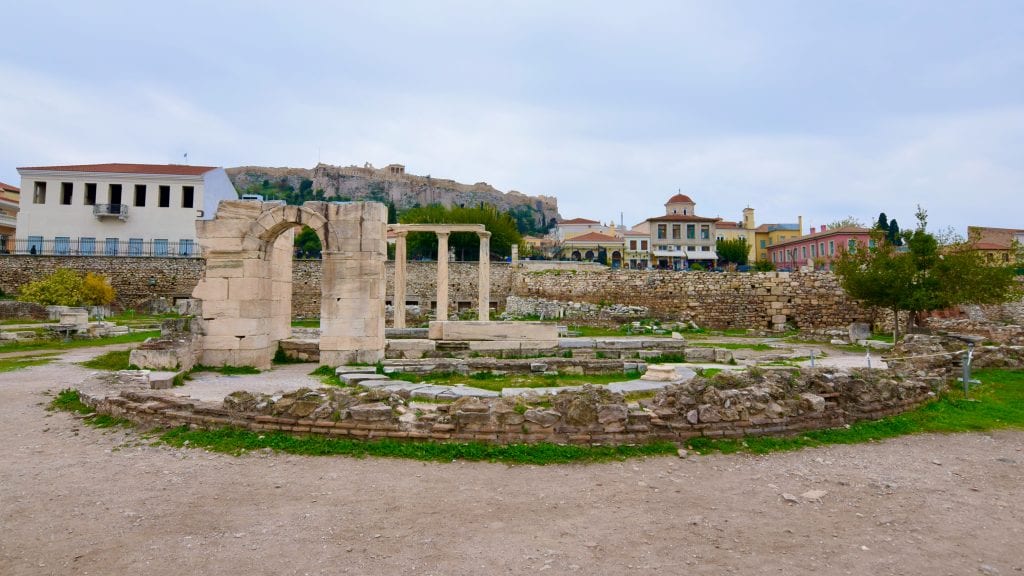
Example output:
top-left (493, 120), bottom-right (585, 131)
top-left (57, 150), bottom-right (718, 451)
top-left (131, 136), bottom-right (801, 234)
top-left (226, 162), bottom-right (561, 228)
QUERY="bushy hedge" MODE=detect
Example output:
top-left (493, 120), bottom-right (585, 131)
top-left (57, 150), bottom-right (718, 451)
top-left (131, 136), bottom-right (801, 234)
top-left (16, 269), bottom-right (115, 307)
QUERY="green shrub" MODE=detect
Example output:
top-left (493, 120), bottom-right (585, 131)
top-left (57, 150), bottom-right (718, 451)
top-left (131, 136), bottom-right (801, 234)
top-left (17, 268), bottom-right (115, 306)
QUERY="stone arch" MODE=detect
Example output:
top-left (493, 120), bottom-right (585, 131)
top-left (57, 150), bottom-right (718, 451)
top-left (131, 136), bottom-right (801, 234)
top-left (192, 200), bottom-right (387, 369)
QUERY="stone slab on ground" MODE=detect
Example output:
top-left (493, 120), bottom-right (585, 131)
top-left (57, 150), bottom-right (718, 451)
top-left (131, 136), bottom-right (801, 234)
top-left (335, 366), bottom-right (378, 376)
top-left (501, 385), bottom-right (583, 397)
top-left (147, 371), bottom-right (180, 390)
top-left (607, 380), bottom-right (673, 394)
top-left (409, 385), bottom-right (459, 400)
top-left (435, 386), bottom-right (500, 399)
top-left (428, 321), bottom-right (559, 342)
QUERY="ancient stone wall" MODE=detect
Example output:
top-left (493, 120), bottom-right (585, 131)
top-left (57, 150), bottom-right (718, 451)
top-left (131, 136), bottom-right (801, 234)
top-left (79, 366), bottom-right (935, 447)
top-left (513, 270), bottom-right (870, 329)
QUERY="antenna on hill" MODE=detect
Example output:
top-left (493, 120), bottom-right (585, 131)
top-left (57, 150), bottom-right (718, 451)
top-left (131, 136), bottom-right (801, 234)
top-left (183, 152), bottom-right (189, 165)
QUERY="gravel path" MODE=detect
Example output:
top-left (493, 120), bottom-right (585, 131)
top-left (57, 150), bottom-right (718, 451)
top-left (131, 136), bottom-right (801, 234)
top-left (1, 348), bottom-right (1022, 576)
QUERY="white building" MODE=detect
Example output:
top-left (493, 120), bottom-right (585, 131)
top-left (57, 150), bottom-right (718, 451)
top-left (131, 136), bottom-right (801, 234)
top-left (554, 217), bottom-right (609, 241)
top-left (15, 163), bottom-right (238, 256)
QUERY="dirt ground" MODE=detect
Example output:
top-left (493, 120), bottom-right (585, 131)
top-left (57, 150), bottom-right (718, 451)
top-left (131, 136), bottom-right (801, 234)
top-left (2, 349), bottom-right (1023, 576)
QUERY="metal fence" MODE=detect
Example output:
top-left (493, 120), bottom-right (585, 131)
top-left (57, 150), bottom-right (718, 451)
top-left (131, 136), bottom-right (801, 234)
top-left (0, 237), bottom-right (198, 257)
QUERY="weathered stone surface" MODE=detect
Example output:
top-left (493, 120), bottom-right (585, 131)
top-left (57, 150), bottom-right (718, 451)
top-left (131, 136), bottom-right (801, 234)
top-left (523, 409), bottom-right (560, 427)
top-left (849, 322), bottom-right (871, 342)
top-left (349, 402), bottom-right (394, 421)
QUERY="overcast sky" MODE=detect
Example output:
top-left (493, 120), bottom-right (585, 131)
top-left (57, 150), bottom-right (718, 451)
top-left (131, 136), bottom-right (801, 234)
top-left (1, 1), bottom-right (1021, 232)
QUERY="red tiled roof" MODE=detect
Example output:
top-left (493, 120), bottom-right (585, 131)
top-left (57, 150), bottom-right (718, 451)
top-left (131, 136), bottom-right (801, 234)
top-left (973, 242), bottom-right (1010, 250)
top-left (717, 221), bottom-right (741, 229)
top-left (769, 226), bottom-right (872, 248)
top-left (666, 193), bottom-right (694, 204)
top-left (647, 214), bottom-right (720, 223)
top-left (18, 163), bottom-right (218, 176)
top-left (0, 181), bottom-right (19, 193)
top-left (558, 217), bottom-right (600, 225)
top-left (565, 232), bottom-right (623, 243)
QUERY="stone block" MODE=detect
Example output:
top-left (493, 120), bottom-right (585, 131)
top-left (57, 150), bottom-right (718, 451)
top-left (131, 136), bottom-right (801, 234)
top-left (771, 314), bottom-right (787, 324)
top-left (193, 277), bottom-right (229, 302)
top-left (849, 322), bottom-right (871, 342)
top-left (148, 371), bottom-right (180, 390)
top-left (430, 321), bottom-right (559, 342)
top-left (467, 340), bottom-right (559, 351)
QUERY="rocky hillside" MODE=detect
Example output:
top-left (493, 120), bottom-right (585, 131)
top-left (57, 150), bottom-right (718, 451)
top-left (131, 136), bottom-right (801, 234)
top-left (226, 162), bottom-right (560, 231)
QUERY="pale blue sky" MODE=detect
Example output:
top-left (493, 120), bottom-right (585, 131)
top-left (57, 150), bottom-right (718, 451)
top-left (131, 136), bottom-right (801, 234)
top-left (1, 0), bottom-right (1021, 232)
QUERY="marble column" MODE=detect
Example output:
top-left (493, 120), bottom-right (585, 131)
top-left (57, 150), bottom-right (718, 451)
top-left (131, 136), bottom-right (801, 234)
top-left (478, 232), bottom-right (490, 321)
top-left (393, 231), bottom-right (407, 329)
top-left (436, 231), bottom-right (449, 321)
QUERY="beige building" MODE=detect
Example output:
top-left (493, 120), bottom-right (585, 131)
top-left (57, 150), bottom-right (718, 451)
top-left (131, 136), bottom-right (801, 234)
top-left (555, 217), bottom-right (609, 241)
top-left (646, 194), bottom-right (719, 269)
top-left (0, 181), bottom-right (19, 253)
top-left (716, 207), bottom-right (803, 263)
top-left (15, 163), bottom-right (238, 256)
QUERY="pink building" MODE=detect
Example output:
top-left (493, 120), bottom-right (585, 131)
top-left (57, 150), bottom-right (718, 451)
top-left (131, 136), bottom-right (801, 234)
top-left (767, 225), bottom-right (873, 271)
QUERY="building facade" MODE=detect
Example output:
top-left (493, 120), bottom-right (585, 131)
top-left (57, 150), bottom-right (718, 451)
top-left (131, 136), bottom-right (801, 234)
top-left (967, 226), bottom-right (1024, 265)
top-left (15, 163), bottom-right (238, 256)
top-left (767, 225), bottom-right (872, 271)
top-left (0, 181), bottom-right (20, 253)
top-left (563, 231), bottom-right (625, 267)
top-left (554, 217), bottom-right (609, 241)
top-left (646, 194), bottom-right (719, 269)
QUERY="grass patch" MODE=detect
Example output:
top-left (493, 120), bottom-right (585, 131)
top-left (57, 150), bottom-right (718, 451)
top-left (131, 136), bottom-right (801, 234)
top-left (644, 353), bottom-right (687, 363)
top-left (47, 389), bottom-right (133, 428)
top-left (0, 354), bottom-right (55, 372)
top-left (698, 368), bottom-right (723, 378)
top-left (385, 370), bottom-right (639, 392)
top-left (689, 342), bottom-right (773, 351)
top-left (290, 319), bottom-right (321, 328)
top-left (0, 330), bottom-right (159, 353)
top-left (79, 349), bottom-right (135, 371)
top-left (0, 318), bottom-right (49, 325)
top-left (191, 364), bottom-right (260, 376)
top-left (157, 426), bottom-right (678, 464)
top-left (685, 369), bottom-right (1024, 455)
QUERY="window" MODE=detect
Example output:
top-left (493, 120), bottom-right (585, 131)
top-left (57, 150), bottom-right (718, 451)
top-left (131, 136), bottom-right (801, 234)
top-left (802, 246), bottom-right (808, 259)
top-left (819, 242), bottom-right (825, 255)
top-left (641, 240), bottom-right (648, 250)
top-left (701, 246), bottom-right (710, 251)
top-left (154, 239), bottom-right (169, 256)
top-left (104, 238), bottom-right (119, 256)
top-left (85, 183), bottom-right (97, 205)
top-left (79, 237), bottom-right (96, 255)
top-left (179, 239), bottom-right (195, 256)
top-left (848, 239), bottom-right (857, 254)
top-left (109, 184), bottom-right (122, 206)
top-left (134, 184), bottom-right (146, 207)
top-left (182, 186), bottom-right (195, 208)
top-left (33, 181), bottom-right (46, 204)
top-left (629, 240), bottom-right (636, 250)
top-left (760, 240), bottom-right (766, 249)
top-left (869, 239), bottom-right (876, 248)
top-left (672, 225), bottom-right (681, 239)
top-left (27, 235), bottom-right (43, 254)
top-left (686, 224), bottom-right (695, 239)
top-left (61, 182), bottom-right (73, 205)
top-left (657, 224), bottom-right (666, 239)
top-left (159, 185), bottom-right (171, 207)
top-left (128, 238), bottom-right (143, 256)
top-left (54, 236), bottom-right (70, 255)
top-left (829, 241), bottom-right (835, 255)
top-left (700, 225), bottom-right (710, 240)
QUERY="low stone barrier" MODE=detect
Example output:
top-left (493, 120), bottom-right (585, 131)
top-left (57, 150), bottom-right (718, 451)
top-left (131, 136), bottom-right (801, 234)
top-left (77, 366), bottom-right (935, 447)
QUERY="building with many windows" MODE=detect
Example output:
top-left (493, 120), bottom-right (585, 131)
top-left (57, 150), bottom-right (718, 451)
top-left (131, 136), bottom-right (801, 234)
top-left (645, 194), bottom-right (719, 269)
top-left (767, 225), bottom-right (872, 271)
top-left (15, 163), bottom-right (238, 256)
top-left (554, 217), bottom-right (609, 241)
top-left (0, 181), bottom-right (20, 253)
top-left (967, 225), bottom-right (1024, 265)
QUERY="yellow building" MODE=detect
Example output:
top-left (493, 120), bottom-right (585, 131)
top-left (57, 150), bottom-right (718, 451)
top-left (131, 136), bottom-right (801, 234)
top-left (0, 181), bottom-right (20, 253)
top-left (967, 226), bottom-right (1024, 265)
top-left (563, 231), bottom-right (625, 267)
top-left (715, 207), bottom-right (802, 263)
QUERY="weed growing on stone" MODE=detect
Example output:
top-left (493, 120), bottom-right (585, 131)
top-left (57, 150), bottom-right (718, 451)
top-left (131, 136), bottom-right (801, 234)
top-left (48, 389), bottom-right (132, 428)
top-left (688, 342), bottom-right (773, 351)
top-left (191, 364), bottom-right (261, 376)
top-left (386, 370), bottom-right (638, 391)
top-left (157, 426), bottom-right (678, 464)
top-left (272, 347), bottom-right (307, 364)
top-left (644, 353), bottom-right (686, 364)
top-left (79, 350), bottom-right (135, 371)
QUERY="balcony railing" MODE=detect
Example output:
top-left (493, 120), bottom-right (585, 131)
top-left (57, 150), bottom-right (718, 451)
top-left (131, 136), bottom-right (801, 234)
top-left (93, 203), bottom-right (128, 219)
top-left (0, 237), bottom-right (197, 257)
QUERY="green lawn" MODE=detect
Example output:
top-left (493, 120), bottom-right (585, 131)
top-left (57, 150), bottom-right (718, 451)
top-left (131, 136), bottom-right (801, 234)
top-left (79, 350), bottom-right (135, 370)
top-left (0, 354), bottom-right (56, 372)
top-left (291, 319), bottom-right (321, 328)
top-left (385, 370), bottom-right (640, 392)
top-left (0, 330), bottom-right (159, 353)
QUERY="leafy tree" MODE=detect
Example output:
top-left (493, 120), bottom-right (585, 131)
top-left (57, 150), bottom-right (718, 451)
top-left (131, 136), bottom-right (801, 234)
top-left (17, 269), bottom-right (115, 306)
top-left (875, 212), bottom-right (890, 233)
top-left (399, 203), bottom-right (523, 261)
top-left (834, 207), bottom-right (1020, 339)
top-left (887, 218), bottom-right (903, 246)
top-left (827, 216), bottom-right (865, 230)
top-left (716, 237), bottom-right (750, 265)
top-left (753, 260), bottom-right (776, 272)
top-left (688, 262), bottom-right (705, 271)
top-left (294, 226), bottom-right (322, 258)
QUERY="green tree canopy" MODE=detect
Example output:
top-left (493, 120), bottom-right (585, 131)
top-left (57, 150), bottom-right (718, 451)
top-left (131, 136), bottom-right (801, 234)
top-left (716, 237), bottom-right (750, 265)
top-left (834, 211), bottom-right (1020, 339)
top-left (887, 218), bottom-right (903, 246)
top-left (876, 212), bottom-right (890, 233)
top-left (294, 226), bottom-right (322, 258)
top-left (17, 269), bottom-right (116, 307)
top-left (828, 215), bottom-right (865, 230)
top-left (398, 203), bottom-right (523, 261)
